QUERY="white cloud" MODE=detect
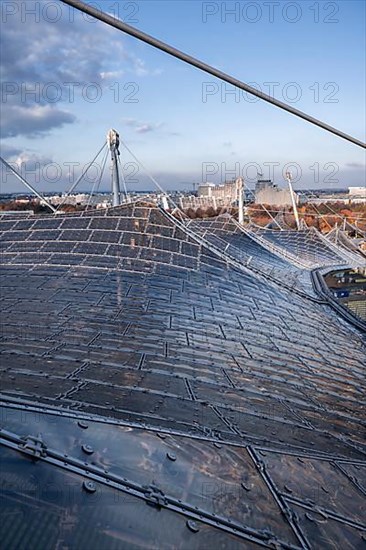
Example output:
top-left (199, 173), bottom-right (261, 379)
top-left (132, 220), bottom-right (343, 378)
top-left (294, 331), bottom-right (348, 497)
top-left (1, 104), bottom-right (76, 139)
top-left (131, 58), bottom-right (162, 77)
top-left (0, 0), bottom-right (160, 138)
top-left (100, 70), bottom-right (124, 80)
top-left (123, 118), bottom-right (164, 134)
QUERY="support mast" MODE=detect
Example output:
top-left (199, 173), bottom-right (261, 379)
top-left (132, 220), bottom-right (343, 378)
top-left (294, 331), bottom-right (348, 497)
top-left (107, 129), bottom-right (121, 207)
top-left (237, 177), bottom-right (244, 225)
top-left (286, 171), bottom-right (300, 231)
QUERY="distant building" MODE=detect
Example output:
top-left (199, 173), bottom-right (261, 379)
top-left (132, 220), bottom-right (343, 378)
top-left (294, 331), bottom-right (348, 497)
top-left (255, 179), bottom-right (272, 193)
top-left (255, 179), bottom-right (296, 207)
top-left (181, 180), bottom-right (245, 210)
top-left (349, 187), bottom-right (366, 197)
top-left (349, 187), bottom-right (366, 203)
top-left (197, 181), bottom-right (239, 203)
top-left (197, 182), bottom-right (216, 197)
top-left (45, 193), bottom-right (91, 206)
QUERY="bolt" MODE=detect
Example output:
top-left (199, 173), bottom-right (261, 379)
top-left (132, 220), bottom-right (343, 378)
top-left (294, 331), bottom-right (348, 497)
top-left (78, 421), bottom-right (89, 429)
top-left (186, 520), bottom-right (199, 533)
top-left (83, 480), bottom-right (96, 493)
top-left (82, 444), bottom-right (94, 455)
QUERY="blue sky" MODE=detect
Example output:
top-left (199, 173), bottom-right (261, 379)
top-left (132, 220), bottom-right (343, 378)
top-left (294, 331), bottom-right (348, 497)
top-left (1, 0), bottom-right (365, 193)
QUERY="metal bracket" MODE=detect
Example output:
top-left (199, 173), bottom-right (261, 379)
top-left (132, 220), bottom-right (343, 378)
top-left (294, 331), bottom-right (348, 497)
top-left (143, 484), bottom-right (167, 509)
top-left (20, 434), bottom-right (47, 459)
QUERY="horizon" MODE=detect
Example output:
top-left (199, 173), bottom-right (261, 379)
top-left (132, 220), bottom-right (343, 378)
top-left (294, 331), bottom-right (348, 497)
top-left (0, 186), bottom-right (356, 198)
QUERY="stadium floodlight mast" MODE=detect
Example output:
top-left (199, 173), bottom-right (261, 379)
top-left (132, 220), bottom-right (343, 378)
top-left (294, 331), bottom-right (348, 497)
top-left (61, 0), bottom-right (365, 150)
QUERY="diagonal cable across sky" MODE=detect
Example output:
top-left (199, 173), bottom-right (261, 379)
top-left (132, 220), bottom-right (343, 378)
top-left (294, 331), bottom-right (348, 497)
top-left (61, 0), bottom-right (365, 150)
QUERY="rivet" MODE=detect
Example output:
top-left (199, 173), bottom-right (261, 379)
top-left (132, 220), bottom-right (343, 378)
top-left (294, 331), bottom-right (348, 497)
top-left (167, 452), bottom-right (176, 461)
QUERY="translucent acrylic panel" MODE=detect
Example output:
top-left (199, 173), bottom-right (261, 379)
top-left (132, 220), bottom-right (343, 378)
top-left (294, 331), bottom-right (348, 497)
top-left (59, 230), bottom-right (91, 241)
top-left (89, 230), bottom-right (121, 243)
top-left (61, 218), bottom-right (91, 229)
top-left (89, 217), bottom-right (119, 230)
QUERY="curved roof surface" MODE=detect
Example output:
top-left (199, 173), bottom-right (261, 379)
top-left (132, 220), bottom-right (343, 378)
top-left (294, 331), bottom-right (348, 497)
top-left (0, 204), bottom-right (365, 549)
